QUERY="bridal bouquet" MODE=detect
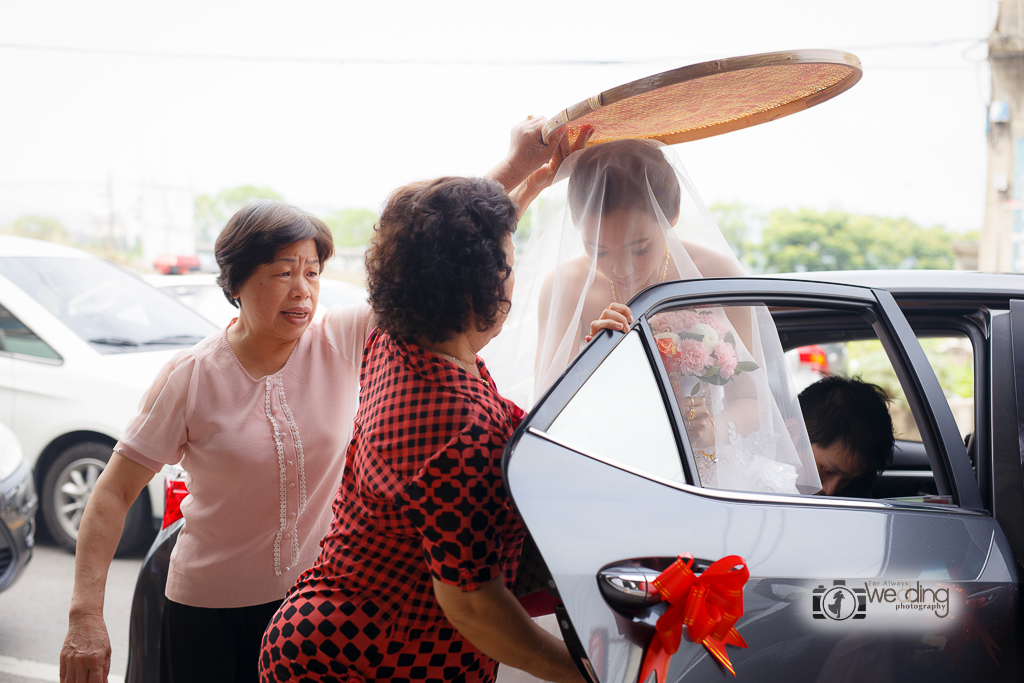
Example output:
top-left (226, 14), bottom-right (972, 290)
top-left (651, 308), bottom-right (758, 396)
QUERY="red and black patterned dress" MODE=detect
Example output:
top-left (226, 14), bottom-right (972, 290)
top-left (260, 330), bottom-right (527, 683)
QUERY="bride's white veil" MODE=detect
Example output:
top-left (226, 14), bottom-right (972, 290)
top-left (484, 139), bottom-right (821, 495)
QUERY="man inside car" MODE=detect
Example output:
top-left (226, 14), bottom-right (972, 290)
top-left (798, 375), bottom-right (895, 496)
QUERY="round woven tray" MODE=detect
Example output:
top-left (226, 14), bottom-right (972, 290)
top-left (542, 49), bottom-right (862, 146)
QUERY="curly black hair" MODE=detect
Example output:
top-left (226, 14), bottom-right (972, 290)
top-left (366, 176), bottom-right (518, 343)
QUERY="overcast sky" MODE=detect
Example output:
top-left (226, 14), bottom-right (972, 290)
top-left (0, 1), bottom-right (999, 235)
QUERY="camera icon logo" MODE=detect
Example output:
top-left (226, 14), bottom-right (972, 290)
top-left (813, 580), bottom-right (867, 620)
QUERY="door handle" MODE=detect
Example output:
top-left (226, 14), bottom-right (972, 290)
top-left (597, 564), bottom-right (664, 611)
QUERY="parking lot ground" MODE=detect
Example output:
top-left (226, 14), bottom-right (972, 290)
top-left (0, 543), bottom-right (142, 683)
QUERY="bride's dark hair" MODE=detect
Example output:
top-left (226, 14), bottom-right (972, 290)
top-left (567, 139), bottom-right (681, 225)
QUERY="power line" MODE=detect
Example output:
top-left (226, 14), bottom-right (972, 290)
top-left (0, 37), bottom-right (990, 67)
top-left (0, 179), bottom-right (193, 192)
top-left (870, 64), bottom-right (983, 71)
top-left (842, 37), bottom-right (986, 51)
top-left (0, 41), bottom-right (636, 66)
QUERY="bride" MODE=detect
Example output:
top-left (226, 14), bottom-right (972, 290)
top-left (487, 134), bottom-right (821, 496)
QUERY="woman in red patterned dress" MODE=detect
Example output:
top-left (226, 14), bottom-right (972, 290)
top-left (259, 176), bottom-right (583, 683)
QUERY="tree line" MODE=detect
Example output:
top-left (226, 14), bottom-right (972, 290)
top-left (710, 201), bottom-right (977, 273)
top-left (2, 187), bottom-right (977, 273)
top-left (195, 186), bottom-right (376, 249)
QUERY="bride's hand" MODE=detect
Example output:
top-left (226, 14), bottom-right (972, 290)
top-left (682, 396), bottom-right (715, 449)
top-left (585, 303), bottom-right (634, 342)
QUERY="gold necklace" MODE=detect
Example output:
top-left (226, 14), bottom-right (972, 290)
top-left (431, 349), bottom-right (489, 386)
top-left (610, 244), bottom-right (671, 305)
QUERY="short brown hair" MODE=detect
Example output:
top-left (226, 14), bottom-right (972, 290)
top-left (215, 200), bottom-right (334, 307)
top-left (568, 139), bottom-right (681, 225)
top-left (366, 177), bottom-right (517, 343)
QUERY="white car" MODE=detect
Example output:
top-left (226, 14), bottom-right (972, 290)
top-left (145, 272), bottom-right (367, 328)
top-left (0, 236), bottom-right (218, 554)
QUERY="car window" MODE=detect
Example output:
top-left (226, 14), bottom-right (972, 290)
top-left (0, 257), bottom-right (217, 354)
top-left (547, 331), bottom-right (685, 484)
top-left (642, 300), bottom-right (968, 504)
top-left (0, 302), bottom-right (60, 360)
top-left (649, 304), bottom-right (815, 494)
top-left (785, 335), bottom-right (974, 443)
top-left (158, 282), bottom-right (239, 327)
top-left (544, 298), bottom-right (964, 503)
top-left (774, 317), bottom-right (972, 504)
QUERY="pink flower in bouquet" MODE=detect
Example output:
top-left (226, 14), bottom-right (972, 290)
top-left (715, 342), bottom-right (738, 380)
top-left (651, 309), bottom-right (701, 335)
top-left (678, 338), bottom-right (712, 374)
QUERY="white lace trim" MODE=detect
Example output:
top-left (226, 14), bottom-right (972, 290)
top-left (715, 422), bottom-right (799, 494)
top-left (264, 375), bottom-right (306, 576)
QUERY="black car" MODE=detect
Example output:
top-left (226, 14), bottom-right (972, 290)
top-left (0, 422), bottom-right (38, 593)
top-left (126, 465), bottom-right (185, 683)
top-left (129, 271), bottom-right (1024, 682)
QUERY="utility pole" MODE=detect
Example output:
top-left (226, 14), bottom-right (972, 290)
top-left (981, 1), bottom-right (1024, 272)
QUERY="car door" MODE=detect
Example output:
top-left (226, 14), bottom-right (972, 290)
top-left (993, 302), bottom-right (1024, 591)
top-left (0, 291), bottom-right (64, 444)
top-left (505, 278), bottom-right (1017, 683)
top-left (0, 302), bottom-right (14, 426)
top-left (0, 299), bottom-right (63, 428)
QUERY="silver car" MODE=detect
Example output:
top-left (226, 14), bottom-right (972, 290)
top-left (130, 271), bottom-right (1023, 681)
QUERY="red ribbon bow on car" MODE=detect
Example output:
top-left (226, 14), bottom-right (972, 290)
top-left (639, 554), bottom-right (749, 682)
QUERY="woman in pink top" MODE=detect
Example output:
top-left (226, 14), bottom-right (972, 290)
top-left (59, 117), bottom-right (573, 683)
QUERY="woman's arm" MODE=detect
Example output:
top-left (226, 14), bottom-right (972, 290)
top-left (486, 117), bottom-right (564, 194)
top-left (486, 120), bottom-right (593, 219)
top-left (433, 577), bottom-right (584, 683)
top-left (59, 452), bottom-right (156, 683)
top-left (507, 126), bottom-right (593, 218)
top-left (403, 417), bottom-right (582, 682)
top-left (503, 125), bottom-right (593, 216)
top-left (321, 301), bottom-right (376, 366)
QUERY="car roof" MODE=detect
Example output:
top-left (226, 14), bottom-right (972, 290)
top-left (144, 272), bottom-right (365, 291)
top-left (758, 270), bottom-right (1024, 300)
top-left (761, 269), bottom-right (1024, 290)
top-left (0, 235), bottom-right (98, 259)
top-left (144, 272), bottom-right (219, 286)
